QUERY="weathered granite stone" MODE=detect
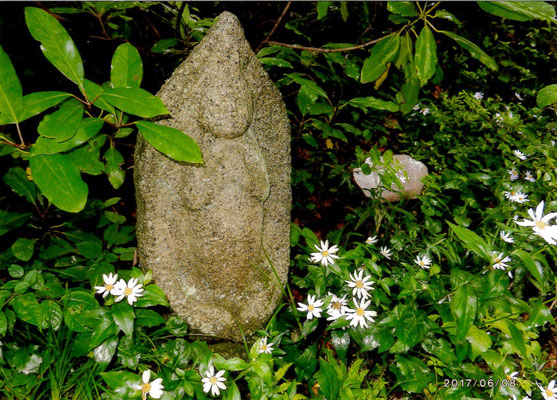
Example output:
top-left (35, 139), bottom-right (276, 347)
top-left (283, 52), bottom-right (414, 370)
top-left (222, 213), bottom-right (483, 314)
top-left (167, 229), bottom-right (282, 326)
top-left (353, 154), bottom-right (428, 202)
top-left (134, 12), bottom-right (291, 341)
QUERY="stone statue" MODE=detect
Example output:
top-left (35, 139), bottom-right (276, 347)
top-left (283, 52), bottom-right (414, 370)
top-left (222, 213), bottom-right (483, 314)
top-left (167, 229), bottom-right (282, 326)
top-left (134, 12), bottom-right (291, 341)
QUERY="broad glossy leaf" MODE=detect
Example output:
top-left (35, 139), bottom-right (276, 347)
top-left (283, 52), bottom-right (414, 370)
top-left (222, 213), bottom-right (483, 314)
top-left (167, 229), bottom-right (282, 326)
top-left (450, 285), bottom-right (477, 340)
top-left (83, 79), bottom-right (115, 113)
top-left (0, 311), bottom-right (6, 337)
top-left (3, 167), bottom-right (36, 204)
top-left (536, 84), bottom-right (557, 108)
top-left (104, 147), bottom-right (125, 189)
top-left (100, 87), bottom-right (168, 118)
top-left (223, 382), bottom-right (241, 400)
top-left (414, 25), bottom-right (437, 86)
top-left (400, 63), bottom-right (420, 113)
top-left (68, 135), bottom-right (107, 176)
top-left (441, 30), bottom-right (498, 71)
top-left (0, 45), bottom-right (22, 125)
top-left (11, 293), bottom-right (45, 329)
top-left (478, 1), bottom-right (555, 21)
top-left (111, 301), bottom-right (135, 337)
top-left (288, 73), bottom-right (329, 100)
top-left (0, 210), bottom-right (31, 236)
top-left (29, 153), bottom-right (88, 213)
top-left (41, 300), bottom-right (63, 331)
top-left (18, 91), bottom-right (72, 123)
top-left (100, 371), bottom-right (139, 396)
top-left (111, 43), bottom-right (143, 88)
top-left (361, 34), bottom-right (400, 83)
top-left (32, 117), bottom-right (104, 156)
top-left (505, 320), bottom-right (529, 364)
top-left (134, 284), bottom-right (169, 307)
top-left (213, 355), bottom-right (248, 371)
top-left (37, 101), bottom-right (84, 141)
top-left (465, 325), bottom-right (491, 356)
top-left (513, 249), bottom-right (545, 290)
top-left (11, 238), bottom-right (35, 262)
top-left (434, 9), bottom-right (462, 26)
top-left (135, 309), bottom-right (165, 328)
top-left (387, 1), bottom-right (418, 17)
top-left (94, 336), bottom-right (118, 367)
top-left (318, 358), bottom-right (340, 400)
top-left (347, 96), bottom-right (399, 112)
top-left (317, 2), bottom-right (332, 19)
top-left (25, 7), bottom-right (84, 90)
top-left (136, 121), bottom-right (202, 163)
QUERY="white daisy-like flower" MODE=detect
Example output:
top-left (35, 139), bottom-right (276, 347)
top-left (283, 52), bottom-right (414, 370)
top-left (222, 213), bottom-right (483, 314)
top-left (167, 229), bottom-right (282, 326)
top-left (508, 170), bottom-right (519, 181)
top-left (413, 104), bottom-right (420, 111)
top-left (345, 299), bottom-right (377, 329)
top-left (491, 251), bottom-right (512, 278)
top-left (541, 380), bottom-right (556, 400)
top-left (514, 150), bottom-right (527, 160)
top-left (345, 270), bottom-right (374, 300)
top-left (511, 395), bottom-right (531, 400)
top-left (114, 278), bottom-right (144, 305)
top-left (379, 246), bottom-right (392, 259)
top-left (94, 273), bottom-right (119, 298)
top-left (420, 107), bottom-right (430, 115)
top-left (136, 370), bottom-right (164, 400)
top-left (504, 368), bottom-right (518, 381)
top-left (495, 112), bottom-right (504, 123)
top-left (310, 240), bottom-right (340, 267)
top-left (474, 92), bottom-right (484, 100)
top-left (414, 255), bottom-right (432, 269)
top-left (257, 337), bottom-right (274, 354)
top-left (297, 294), bottom-right (324, 320)
top-left (326, 293), bottom-right (349, 321)
top-left (510, 191), bottom-right (528, 203)
top-left (504, 189), bottom-right (519, 199)
top-left (524, 171), bottom-right (536, 182)
top-left (365, 235), bottom-right (378, 245)
top-left (500, 231), bottom-right (514, 243)
top-left (201, 366), bottom-right (226, 397)
top-left (515, 92), bottom-right (523, 101)
top-left (515, 201), bottom-right (557, 245)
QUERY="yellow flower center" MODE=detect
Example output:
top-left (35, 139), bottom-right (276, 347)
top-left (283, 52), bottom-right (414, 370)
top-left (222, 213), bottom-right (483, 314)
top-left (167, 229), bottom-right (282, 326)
top-left (535, 220), bottom-right (547, 230)
top-left (308, 304), bottom-right (314, 311)
top-left (494, 258), bottom-right (501, 264)
top-left (210, 376), bottom-right (218, 385)
top-left (506, 374), bottom-right (512, 380)
top-left (322, 250), bottom-right (329, 257)
top-left (355, 281), bottom-right (364, 289)
top-left (356, 307), bottom-right (365, 316)
top-left (546, 389), bottom-right (554, 397)
top-left (419, 261), bottom-right (424, 266)
top-left (261, 344), bottom-right (267, 351)
top-left (332, 301), bottom-right (342, 310)
top-left (105, 284), bottom-right (114, 291)
top-left (124, 287), bottom-right (133, 296)
top-left (142, 383), bottom-right (151, 393)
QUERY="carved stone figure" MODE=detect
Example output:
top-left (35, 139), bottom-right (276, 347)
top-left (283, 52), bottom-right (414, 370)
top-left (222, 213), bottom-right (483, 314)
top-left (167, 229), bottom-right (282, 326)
top-left (134, 12), bottom-right (291, 341)
top-left (353, 154), bottom-right (428, 202)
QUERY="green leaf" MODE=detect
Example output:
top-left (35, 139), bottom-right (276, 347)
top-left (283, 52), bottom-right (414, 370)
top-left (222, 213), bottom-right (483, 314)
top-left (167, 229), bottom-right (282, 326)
top-left (100, 371), bottom-right (139, 396)
top-left (465, 325), bottom-right (492, 357)
top-left (434, 10), bottom-right (462, 27)
top-left (0, 311), bottom-right (7, 337)
top-left (387, 1), bottom-right (418, 17)
top-left (361, 34), bottom-right (400, 83)
top-left (251, 359), bottom-right (272, 382)
top-left (83, 79), bottom-right (114, 113)
top-left (136, 121), bottom-right (202, 163)
top-left (94, 336), bottom-right (118, 367)
top-left (134, 284), bottom-right (168, 307)
top-left (0, 210), bottom-right (31, 236)
top-left (317, 2), bottom-right (332, 19)
top-left (536, 84), bottom-right (557, 108)
top-left (347, 96), bottom-right (399, 112)
top-left (478, 1), bottom-right (555, 21)
top-left (318, 358), bottom-right (340, 400)
top-left (104, 147), bottom-right (125, 189)
top-left (111, 301), bottom-right (135, 337)
top-left (287, 73), bottom-right (329, 100)
top-left (0, 45), bottom-right (23, 125)
top-left (135, 309), bottom-right (165, 328)
top-left (111, 43), bottom-right (143, 88)
top-left (100, 87), bottom-right (169, 118)
top-left (11, 293), bottom-right (45, 329)
top-left (213, 355), bottom-right (249, 371)
top-left (3, 167), bottom-right (36, 204)
top-left (414, 25), bottom-right (437, 86)
top-left (513, 249), bottom-right (545, 290)
top-left (32, 117), bottom-right (104, 156)
top-left (18, 91), bottom-right (72, 123)
top-left (447, 222), bottom-right (491, 260)
top-left (223, 382), bottom-right (241, 400)
top-left (440, 30), bottom-right (498, 71)
top-left (25, 7), bottom-right (85, 90)
top-left (151, 38), bottom-right (178, 53)
top-left (450, 285), bottom-right (477, 341)
top-left (505, 320), bottom-right (529, 364)
top-left (41, 300), bottom-right (63, 331)
top-left (8, 264), bottom-right (24, 278)
top-left (37, 101), bottom-right (84, 142)
top-left (11, 238), bottom-right (36, 262)
top-left (400, 64), bottom-right (420, 113)
top-left (29, 153), bottom-right (88, 213)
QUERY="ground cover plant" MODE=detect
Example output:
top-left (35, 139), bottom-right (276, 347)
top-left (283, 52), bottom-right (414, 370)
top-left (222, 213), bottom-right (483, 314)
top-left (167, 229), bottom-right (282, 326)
top-left (0, 2), bottom-right (556, 399)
